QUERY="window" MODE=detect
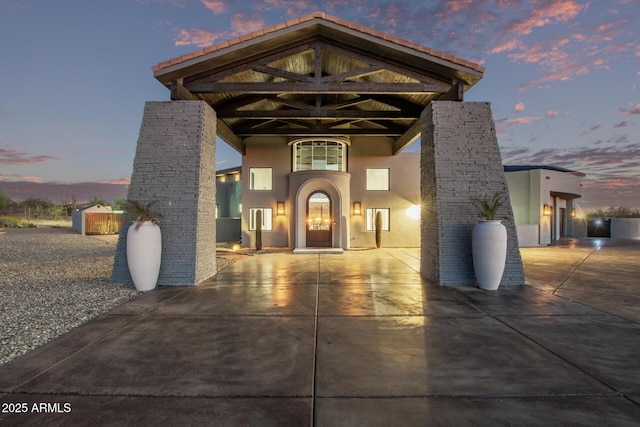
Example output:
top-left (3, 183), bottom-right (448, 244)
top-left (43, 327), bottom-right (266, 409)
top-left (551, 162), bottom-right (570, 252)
top-left (366, 169), bottom-right (389, 191)
top-left (249, 168), bottom-right (272, 190)
top-left (249, 208), bottom-right (273, 231)
top-left (292, 139), bottom-right (347, 172)
top-left (366, 208), bottom-right (390, 231)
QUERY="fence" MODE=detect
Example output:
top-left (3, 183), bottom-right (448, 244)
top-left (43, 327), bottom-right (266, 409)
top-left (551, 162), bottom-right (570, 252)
top-left (85, 213), bottom-right (122, 235)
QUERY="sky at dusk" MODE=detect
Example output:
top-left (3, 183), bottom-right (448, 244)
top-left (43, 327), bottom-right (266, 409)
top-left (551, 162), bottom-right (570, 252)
top-left (1, 0), bottom-right (638, 210)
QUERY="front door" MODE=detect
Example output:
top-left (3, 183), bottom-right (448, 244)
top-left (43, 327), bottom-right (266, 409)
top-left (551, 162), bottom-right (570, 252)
top-left (307, 191), bottom-right (332, 247)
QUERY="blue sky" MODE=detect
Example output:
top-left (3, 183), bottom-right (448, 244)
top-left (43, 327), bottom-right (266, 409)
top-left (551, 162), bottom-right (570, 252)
top-left (1, 0), bottom-right (638, 210)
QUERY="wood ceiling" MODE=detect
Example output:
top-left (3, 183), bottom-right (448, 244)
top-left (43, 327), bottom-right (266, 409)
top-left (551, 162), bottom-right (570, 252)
top-left (154, 17), bottom-right (483, 155)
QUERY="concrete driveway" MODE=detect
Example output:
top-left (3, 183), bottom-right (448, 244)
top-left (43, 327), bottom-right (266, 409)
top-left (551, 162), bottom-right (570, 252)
top-left (1, 239), bottom-right (639, 426)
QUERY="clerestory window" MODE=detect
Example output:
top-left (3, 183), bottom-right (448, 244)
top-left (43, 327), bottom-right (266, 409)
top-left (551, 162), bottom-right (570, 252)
top-left (291, 138), bottom-right (348, 172)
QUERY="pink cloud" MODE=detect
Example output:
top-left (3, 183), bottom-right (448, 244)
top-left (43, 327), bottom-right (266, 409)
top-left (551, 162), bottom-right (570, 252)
top-left (0, 149), bottom-right (63, 166)
top-left (201, 0), bottom-right (226, 14)
top-left (174, 27), bottom-right (223, 47)
top-left (0, 172), bottom-right (42, 183)
top-left (515, 102), bottom-right (525, 112)
top-left (104, 177), bottom-right (131, 185)
top-left (492, 7), bottom-right (635, 91)
top-left (502, 0), bottom-right (585, 38)
top-left (516, 61), bottom-right (590, 91)
top-left (231, 14), bottom-right (265, 35)
top-left (620, 103), bottom-right (640, 115)
top-left (614, 120), bottom-right (629, 128)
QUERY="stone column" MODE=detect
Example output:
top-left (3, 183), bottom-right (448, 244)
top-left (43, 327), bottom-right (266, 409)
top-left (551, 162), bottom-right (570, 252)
top-left (420, 101), bottom-right (524, 286)
top-left (112, 101), bottom-right (217, 286)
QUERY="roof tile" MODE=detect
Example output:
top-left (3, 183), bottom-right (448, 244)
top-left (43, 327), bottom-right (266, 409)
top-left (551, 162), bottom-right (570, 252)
top-left (152, 11), bottom-right (484, 74)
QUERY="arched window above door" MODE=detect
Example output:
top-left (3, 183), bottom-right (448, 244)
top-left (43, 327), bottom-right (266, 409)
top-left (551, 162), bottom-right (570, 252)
top-left (290, 138), bottom-right (348, 172)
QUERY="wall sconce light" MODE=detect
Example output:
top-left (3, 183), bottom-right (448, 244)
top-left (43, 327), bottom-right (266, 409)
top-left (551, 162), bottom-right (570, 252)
top-left (543, 204), bottom-right (552, 216)
top-left (276, 201), bottom-right (285, 216)
top-left (353, 201), bottom-right (361, 216)
top-left (571, 208), bottom-right (576, 219)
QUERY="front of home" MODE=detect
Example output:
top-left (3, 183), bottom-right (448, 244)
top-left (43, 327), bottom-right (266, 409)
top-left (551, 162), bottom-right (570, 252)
top-left (217, 161), bottom-right (586, 249)
top-left (241, 139), bottom-right (420, 249)
top-left (112, 12), bottom-right (526, 287)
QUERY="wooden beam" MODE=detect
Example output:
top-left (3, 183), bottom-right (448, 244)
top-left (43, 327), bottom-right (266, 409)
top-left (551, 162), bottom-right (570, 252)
top-left (263, 96), bottom-right (315, 110)
top-left (325, 97), bottom-right (369, 110)
top-left (186, 81), bottom-right (446, 94)
top-left (366, 94), bottom-right (425, 111)
top-left (437, 81), bottom-right (464, 101)
top-left (216, 119), bottom-right (246, 155)
top-left (214, 94), bottom-right (268, 111)
top-left (392, 120), bottom-right (421, 154)
top-left (320, 65), bottom-right (385, 83)
top-left (170, 81), bottom-right (200, 101)
top-left (234, 127), bottom-right (405, 136)
top-left (217, 110), bottom-right (420, 119)
top-left (252, 64), bottom-right (313, 82)
top-left (316, 41), bottom-right (453, 86)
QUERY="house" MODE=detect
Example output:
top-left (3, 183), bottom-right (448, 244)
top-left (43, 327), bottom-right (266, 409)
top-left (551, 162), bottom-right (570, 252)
top-left (215, 153), bottom-right (420, 248)
top-left (216, 162), bottom-right (586, 249)
top-left (112, 12), bottom-right (525, 287)
top-left (504, 165), bottom-right (585, 247)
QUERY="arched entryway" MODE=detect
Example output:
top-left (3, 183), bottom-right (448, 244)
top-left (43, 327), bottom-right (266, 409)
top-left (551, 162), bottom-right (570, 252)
top-left (306, 191), bottom-right (332, 247)
top-left (290, 172), bottom-right (350, 249)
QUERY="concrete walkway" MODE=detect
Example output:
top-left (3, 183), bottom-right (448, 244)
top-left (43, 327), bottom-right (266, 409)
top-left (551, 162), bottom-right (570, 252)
top-left (1, 239), bottom-right (640, 426)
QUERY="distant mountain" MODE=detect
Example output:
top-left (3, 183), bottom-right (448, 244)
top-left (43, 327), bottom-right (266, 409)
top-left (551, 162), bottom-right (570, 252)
top-left (0, 181), bottom-right (128, 203)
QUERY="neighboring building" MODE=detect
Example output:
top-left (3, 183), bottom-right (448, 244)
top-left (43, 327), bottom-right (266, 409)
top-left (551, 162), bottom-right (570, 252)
top-left (504, 165), bottom-right (585, 247)
top-left (215, 166), bottom-right (242, 242)
top-left (72, 205), bottom-right (122, 235)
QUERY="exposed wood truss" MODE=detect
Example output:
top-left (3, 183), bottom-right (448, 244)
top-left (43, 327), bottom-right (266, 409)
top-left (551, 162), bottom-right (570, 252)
top-left (168, 39), bottom-right (468, 154)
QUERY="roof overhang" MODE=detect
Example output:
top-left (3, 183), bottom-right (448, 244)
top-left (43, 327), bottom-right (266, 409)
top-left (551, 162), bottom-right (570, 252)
top-left (153, 12), bottom-right (484, 155)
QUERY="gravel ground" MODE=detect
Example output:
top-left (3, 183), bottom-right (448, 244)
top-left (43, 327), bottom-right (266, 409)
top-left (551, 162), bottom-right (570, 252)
top-left (0, 227), bottom-right (237, 366)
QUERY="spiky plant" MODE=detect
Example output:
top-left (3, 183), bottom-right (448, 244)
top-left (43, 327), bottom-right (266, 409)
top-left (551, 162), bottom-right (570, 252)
top-left (470, 192), bottom-right (503, 221)
top-left (125, 200), bottom-right (162, 229)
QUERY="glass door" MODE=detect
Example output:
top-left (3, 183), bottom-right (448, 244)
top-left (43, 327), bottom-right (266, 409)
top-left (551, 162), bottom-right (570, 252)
top-left (306, 191), bottom-right (332, 247)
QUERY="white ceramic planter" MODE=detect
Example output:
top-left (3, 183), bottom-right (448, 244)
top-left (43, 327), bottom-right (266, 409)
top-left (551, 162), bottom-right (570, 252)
top-left (126, 221), bottom-right (162, 292)
top-left (472, 220), bottom-right (507, 291)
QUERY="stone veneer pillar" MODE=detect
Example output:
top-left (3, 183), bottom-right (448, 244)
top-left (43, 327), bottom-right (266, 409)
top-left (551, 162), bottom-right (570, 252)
top-left (420, 101), bottom-right (524, 286)
top-left (112, 101), bottom-right (217, 286)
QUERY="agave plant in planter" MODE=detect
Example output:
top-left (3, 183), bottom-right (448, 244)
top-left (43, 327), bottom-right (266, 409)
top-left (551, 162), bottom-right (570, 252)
top-left (470, 192), bottom-right (507, 291)
top-left (125, 200), bottom-right (163, 292)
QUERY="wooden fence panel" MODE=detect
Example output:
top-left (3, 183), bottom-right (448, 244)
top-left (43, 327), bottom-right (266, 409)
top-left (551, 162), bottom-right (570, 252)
top-left (85, 213), bottom-right (122, 235)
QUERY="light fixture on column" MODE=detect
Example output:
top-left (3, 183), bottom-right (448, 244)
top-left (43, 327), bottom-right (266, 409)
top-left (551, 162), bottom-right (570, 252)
top-left (543, 204), bottom-right (552, 216)
top-left (276, 201), bottom-right (285, 216)
top-left (353, 201), bottom-right (361, 216)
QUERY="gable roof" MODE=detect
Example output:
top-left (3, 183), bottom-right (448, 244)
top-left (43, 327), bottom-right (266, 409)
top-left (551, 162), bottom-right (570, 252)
top-left (153, 12), bottom-right (484, 155)
top-left (153, 12), bottom-right (484, 75)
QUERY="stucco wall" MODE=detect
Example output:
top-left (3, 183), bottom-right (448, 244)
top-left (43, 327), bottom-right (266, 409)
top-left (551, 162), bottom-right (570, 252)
top-left (241, 137), bottom-right (291, 248)
top-left (611, 219), bottom-right (640, 239)
top-left (349, 152), bottom-right (420, 248)
top-left (239, 135), bottom-right (420, 249)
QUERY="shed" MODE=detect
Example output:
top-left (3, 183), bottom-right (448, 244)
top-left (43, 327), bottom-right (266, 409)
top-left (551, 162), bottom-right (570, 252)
top-left (72, 205), bottom-right (122, 235)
